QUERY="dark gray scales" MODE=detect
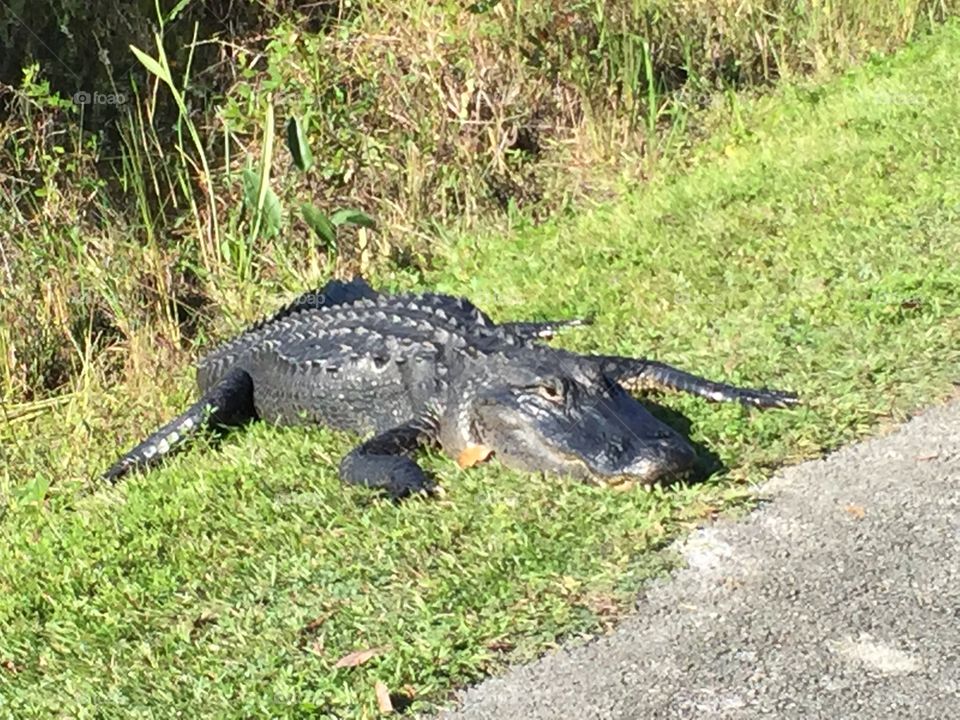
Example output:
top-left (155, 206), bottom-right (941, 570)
top-left (103, 278), bottom-right (798, 498)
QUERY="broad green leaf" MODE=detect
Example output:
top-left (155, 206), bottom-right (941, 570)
top-left (301, 203), bottom-right (337, 250)
top-left (241, 167), bottom-right (259, 209)
top-left (242, 166), bottom-right (283, 239)
top-left (286, 116), bottom-right (314, 172)
top-left (329, 208), bottom-right (376, 229)
top-left (260, 186), bottom-right (283, 238)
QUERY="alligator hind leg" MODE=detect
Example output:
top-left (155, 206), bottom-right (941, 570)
top-left (595, 356), bottom-right (799, 409)
top-left (102, 367), bottom-right (256, 482)
top-left (339, 419), bottom-right (437, 500)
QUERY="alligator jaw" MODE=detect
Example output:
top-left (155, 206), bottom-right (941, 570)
top-left (466, 364), bottom-right (700, 488)
top-left (586, 447), bottom-right (699, 488)
top-left (546, 436), bottom-right (698, 488)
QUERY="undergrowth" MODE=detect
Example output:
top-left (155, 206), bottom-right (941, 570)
top-left (0, 0), bottom-right (954, 403)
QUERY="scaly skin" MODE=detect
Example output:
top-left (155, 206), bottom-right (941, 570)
top-left (103, 278), bottom-right (799, 497)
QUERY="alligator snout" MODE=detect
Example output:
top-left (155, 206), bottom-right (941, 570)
top-left (473, 375), bottom-right (699, 487)
top-left (590, 435), bottom-right (698, 486)
top-left (561, 385), bottom-right (700, 486)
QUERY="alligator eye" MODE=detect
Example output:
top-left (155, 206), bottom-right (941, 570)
top-left (537, 382), bottom-right (564, 404)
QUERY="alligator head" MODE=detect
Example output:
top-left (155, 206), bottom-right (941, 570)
top-left (442, 349), bottom-right (698, 486)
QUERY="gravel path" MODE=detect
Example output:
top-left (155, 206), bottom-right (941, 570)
top-left (439, 400), bottom-right (960, 719)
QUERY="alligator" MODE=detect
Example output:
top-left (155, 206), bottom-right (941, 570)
top-left (103, 278), bottom-right (798, 497)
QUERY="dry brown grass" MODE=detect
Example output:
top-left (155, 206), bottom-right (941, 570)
top-left (0, 0), bottom-right (953, 405)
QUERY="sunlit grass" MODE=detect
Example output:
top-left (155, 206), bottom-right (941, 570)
top-left (1, 22), bottom-right (960, 718)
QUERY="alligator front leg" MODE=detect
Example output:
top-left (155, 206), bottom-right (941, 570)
top-left (339, 419), bottom-right (437, 499)
top-left (595, 356), bottom-right (799, 409)
top-left (103, 367), bottom-right (257, 481)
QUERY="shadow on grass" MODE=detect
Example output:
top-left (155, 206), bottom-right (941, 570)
top-left (90, 395), bottom-right (725, 505)
top-left (643, 400), bottom-right (726, 483)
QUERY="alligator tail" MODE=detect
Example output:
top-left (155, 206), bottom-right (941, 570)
top-left (102, 368), bottom-right (256, 482)
top-left (501, 317), bottom-right (593, 341)
top-left (596, 356), bottom-right (799, 409)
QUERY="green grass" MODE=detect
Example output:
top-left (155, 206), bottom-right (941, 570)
top-left (3, 21), bottom-right (960, 719)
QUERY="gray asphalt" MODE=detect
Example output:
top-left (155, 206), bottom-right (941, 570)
top-left (438, 400), bottom-right (960, 719)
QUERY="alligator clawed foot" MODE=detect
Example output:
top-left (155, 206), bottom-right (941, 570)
top-left (384, 466), bottom-right (439, 502)
top-left (387, 481), bottom-right (442, 504)
top-left (339, 442), bottom-right (437, 502)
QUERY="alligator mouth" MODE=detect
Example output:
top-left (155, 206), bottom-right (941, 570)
top-left (471, 388), bottom-right (699, 486)
top-left (588, 464), bottom-right (697, 489)
top-left (547, 443), bottom-right (697, 488)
